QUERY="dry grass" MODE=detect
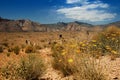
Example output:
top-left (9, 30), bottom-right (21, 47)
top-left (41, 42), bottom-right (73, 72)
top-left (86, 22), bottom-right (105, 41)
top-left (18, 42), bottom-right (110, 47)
top-left (0, 54), bottom-right (46, 80)
top-left (73, 54), bottom-right (107, 80)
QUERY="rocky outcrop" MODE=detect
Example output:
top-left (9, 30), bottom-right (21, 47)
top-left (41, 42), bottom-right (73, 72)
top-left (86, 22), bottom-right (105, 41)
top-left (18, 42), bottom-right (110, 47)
top-left (65, 21), bottom-right (93, 31)
top-left (0, 18), bottom-right (23, 32)
top-left (0, 18), bottom-right (47, 32)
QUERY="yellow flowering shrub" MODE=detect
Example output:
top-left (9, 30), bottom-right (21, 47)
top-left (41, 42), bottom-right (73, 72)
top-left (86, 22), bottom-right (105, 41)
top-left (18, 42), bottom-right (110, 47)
top-left (51, 26), bottom-right (120, 79)
top-left (51, 38), bottom-right (107, 79)
top-left (91, 26), bottom-right (120, 56)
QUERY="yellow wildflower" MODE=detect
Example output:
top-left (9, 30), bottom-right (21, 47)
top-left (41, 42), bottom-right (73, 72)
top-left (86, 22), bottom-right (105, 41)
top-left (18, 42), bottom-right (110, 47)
top-left (106, 46), bottom-right (111, 50)
top-left (93, 44), bottom-right (97, 47)
top-left (79, 42), bottom-right (83, 44)
top-left (68, 59), bottom-right (73, 63)
top-left (112, 38), bottom-right (115, 40)
top-left (82, 44), bottom-right (86, 47)
top-left (61, 52), bottom-right (66, 55)
top-left (92, 40), bottom-right (96, 42)
top-left (70, 44), bottom-right (76, 48)
top-left (111, 50), bottom-right (117, 54)
top-left (111, 34), bottom-right (116, 37)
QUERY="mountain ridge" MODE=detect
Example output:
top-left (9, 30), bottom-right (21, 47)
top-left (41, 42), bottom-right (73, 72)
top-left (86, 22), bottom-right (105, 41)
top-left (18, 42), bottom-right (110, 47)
top-left (0, 17), bottom-right (120, 32)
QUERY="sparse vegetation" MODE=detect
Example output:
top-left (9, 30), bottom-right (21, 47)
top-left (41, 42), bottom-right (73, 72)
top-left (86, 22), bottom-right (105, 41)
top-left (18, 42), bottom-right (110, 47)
top-left (8, 48), bottom-right (13, 52)
top-left (18, 54), bottom-right (46, 80)
top-left (0, 54), bottom-right (46, 80)
top-left (2, 42), bottom-right (9, 47)
top-left (73, 54), bottom-right (106, 80)
top-left (25, 45), bottom-right (36, 53)
top-left (0, 46), bottom-right (3, 53)
top-left (12, 46), bottom-right (20, 55)
top-left (0, 26), bottom-right (120, 80)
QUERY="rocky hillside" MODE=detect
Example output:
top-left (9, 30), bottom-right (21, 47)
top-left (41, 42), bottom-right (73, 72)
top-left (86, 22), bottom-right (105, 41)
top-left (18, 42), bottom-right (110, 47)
top-left (0, 17), bottom-right (119, 32)
top-left (0, 17), bottom-right (47, 32)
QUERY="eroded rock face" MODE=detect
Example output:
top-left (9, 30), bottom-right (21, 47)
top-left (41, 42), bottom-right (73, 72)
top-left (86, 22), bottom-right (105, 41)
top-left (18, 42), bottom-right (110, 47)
top-left (20, 20), bottom-right (33, 31)
top-left (66, 23), bottom-right (81, 31)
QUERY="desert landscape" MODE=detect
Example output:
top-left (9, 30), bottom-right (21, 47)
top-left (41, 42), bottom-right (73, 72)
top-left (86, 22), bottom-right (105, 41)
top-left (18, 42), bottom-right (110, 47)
top-left (0, 0), bottom-right (120, 80)
top-left (0, 17), bottom-right (120, 80)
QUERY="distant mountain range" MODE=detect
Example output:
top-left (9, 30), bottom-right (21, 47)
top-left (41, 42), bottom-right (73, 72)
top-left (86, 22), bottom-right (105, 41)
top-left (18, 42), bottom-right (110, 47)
top-left (0, 17), bottom-right (120, 32)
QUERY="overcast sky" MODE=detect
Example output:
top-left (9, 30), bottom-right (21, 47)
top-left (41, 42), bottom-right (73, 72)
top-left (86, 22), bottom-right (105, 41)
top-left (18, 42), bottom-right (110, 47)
top-left (0, 0), bottom-right (120, 24)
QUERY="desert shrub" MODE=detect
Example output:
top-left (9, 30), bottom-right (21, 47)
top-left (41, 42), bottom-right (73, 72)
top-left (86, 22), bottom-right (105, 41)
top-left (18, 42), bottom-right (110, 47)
top-left (25, 45), bottom-right (36, 53)
top-left (21, 44), bottom-right (26, 49)
top-left (2, 42), bottom-right (9, 47)
top-left (73, 54), bottom-right (106, 80)
top-left (0, 54), bottom-right (46, 80)
top-left (91, 26), bottom-right (120, 56)
top-left (51, 39), bottom-right (78, 76)
top-left (8, 48), bottom-right (13, 52)
top-left (0, 46), bottom-right (3, 53)
top-left (51, 39), bottom-right (107, 80)
top-left (12, 46), bottom-right (20, 55)
top-left (0, 62), bottom-right (21, 80)
top-left (17, 54), bottom-right (46, 80)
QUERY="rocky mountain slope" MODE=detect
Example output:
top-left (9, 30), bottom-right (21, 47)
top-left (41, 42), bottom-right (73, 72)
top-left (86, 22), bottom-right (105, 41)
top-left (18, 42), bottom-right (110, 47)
top-left (0, 17), bottom-right (119, 32)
